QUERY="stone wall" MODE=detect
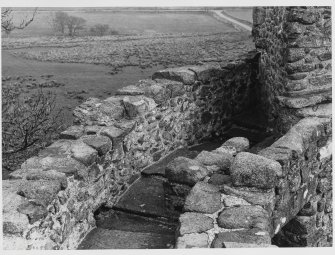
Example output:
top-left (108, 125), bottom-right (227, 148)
top-left (253, 6), bottom-right (331, 134)
top-left (2, 54), bottom-right (258, 250)
top-left (171, 116), bottom-right (332, 248)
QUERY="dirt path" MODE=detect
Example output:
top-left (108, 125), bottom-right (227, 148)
top-left (211, 10), bottom-right (252, 32)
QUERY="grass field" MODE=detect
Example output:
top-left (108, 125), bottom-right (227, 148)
top-left (8, 9), bottom-right (237, 38)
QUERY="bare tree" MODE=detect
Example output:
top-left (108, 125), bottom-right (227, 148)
top-left (50, 11), bottom-right (69, 34)
top-left (90, 24), bottom-right (110, 36)
top-left (2, 84), bottom-right (63, 171)
top-left (1, 8), bottom-right (37, 35)
top-left (66, 15), bottom-right (86, 36)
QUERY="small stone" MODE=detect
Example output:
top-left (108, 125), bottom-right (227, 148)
top-left (219, 242), bottom-right (276, 248)
top-left (195, 151), bottom-right (233, 174)
top-left (82, 135), bottom-right (112, 156)
top-left (231, 152), bottom-right (282, 189)
top-left (176, 233), bottom-right (208, 248)
top-left (211, 229), bottom-right (271, 247)
top-left (60, 125), bottom-right (84, 140)
top-left (179, 212), bottom-right (214, 235)
top-left (184, 182), bottom-right (222, 214)
top-left (70, 140), bottom-right (98, 166)
top-left (222, 137), bottom-right (250, 153)
top-left (217, 205), bottom-right (270, 231)
top-left (165, 157), bottom-right (209, 186)
top-left (208, 174), bottom-right (231, 185)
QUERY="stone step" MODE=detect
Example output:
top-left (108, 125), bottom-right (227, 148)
top-left (113, 176), bottom-right (180, 220)
top-left (95, 209), bottom-right (177, 235)
top-left (295, 103), bottom-right (332, 118)
top-left (277, 91), bottom-right (331, 109)
top-left (77, 228), bottom-right (175, 249)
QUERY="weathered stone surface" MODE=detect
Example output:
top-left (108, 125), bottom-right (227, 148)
top-left (220, 242), bottom-right (277, 248)
top-left (179, 212), bottom-right (214, 235)
top-left (100, 126), bottom-right (125, 142)
top-left (84, 125), bottom-right (103, 135)
top-left (184, 182), bottom-right (222, 214)
top-left (115, 85), bottom-right (144, 96)
top-left (152, 67), bottom-right (196, 85)
top-left (21, 155), bottom-right (86, 175)
top-left (231, 152), bottom-right (282, 189)
top-left (155, 79), bottom-right (185, 98)
top-left (208, 174), bottom-right (232, 186)
top-left (18, 180), bottom-right (61, 206)
top-left (82, 135), bottom-right (112, 156)
top-left (195, 150), bottom-right (233, 174)
top-left (60, 125), bottom-right (84, 140)
top-left (26, 170), bottom-right (68, 189)
top-left (17, 201), bottom-right (48, 224)
top-left (222, 185), bottom-right (276, 212)
top-left (211, 229), bottom-right (271, 247)
top-left (2, 180), bottom-right (29, 234)
top-left (165, 157), bottom-right (208, 186)
top-left (295, 103), bottom-right (332, 118)
top-left (122, 96), bottom-right (157, 118)
top-left (38, 140), bottom-right (72, 157)
top-left (176, 233), bottom-right (208, 248)
top-left (222, 194), bottom-right (251, 207)
top-left (214, 145), bottom-right (237, 156)
top-left (78, 228), bottom-right (175, 249)
top-left (217, 205), bottom-right (271, 231)
top-left (70, 141), bottom-right (98, 166)
top-left (222, 137), bottom-right (250, 153)
top-left (73, 97), bottom-right (124, 125)
top-left (277, 94), bottom-right (330, 109)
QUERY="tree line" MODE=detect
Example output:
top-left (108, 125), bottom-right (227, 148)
top-left (51, 11), bottom-right (115, 36)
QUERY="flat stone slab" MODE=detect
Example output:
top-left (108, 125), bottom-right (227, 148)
top-left (141, 148), bottom-right (199, 176)
top-left (78, 228), bottom-right (174, 249)
top-left (114, 177), bottom-right (180, 220)
top-left (211, 229), bottom-right (271, 248)
top-left (95, 209), bottom-right (177, 235)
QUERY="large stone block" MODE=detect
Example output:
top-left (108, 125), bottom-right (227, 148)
top-left (70, 140), bottom-right (98, 166)
top-left (176, 233), bottom-right (208, 248)
top-left (25, 169), bottom-right (68, 189)
top-left (211, 229), bottom-right (271, 247)
top-left (184, 182), bottom-right (222, 214)
top-left (122, 96), bottom-right (156, 118)
top-left (82, 135), bottom-right (112, 156)
top-left (179, 212), bottom-right (214, 235)
top-left (18, 180), bottom-right (62, 206)
top-left (217, 205), bottom-right (271, 232)
top-left (195, 150), bottom-right (233, 174)
top-left (152, 67), bottom-right (196, 85)
top-left (230, 152), bottom-right (282, 189)
top-left (222, 185), bottom-right (276, 212)
top-left (60, 125), bottom-right (84, 140)
top-left (115, 85), bottom-right (144, 96)
top-left (165, 157), bottom-right (209, 186)
top-left (222, 137), bottom-right (250, 153)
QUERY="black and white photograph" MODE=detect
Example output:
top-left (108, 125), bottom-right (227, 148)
top-left (1, 0), bottom-right (333, 251)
